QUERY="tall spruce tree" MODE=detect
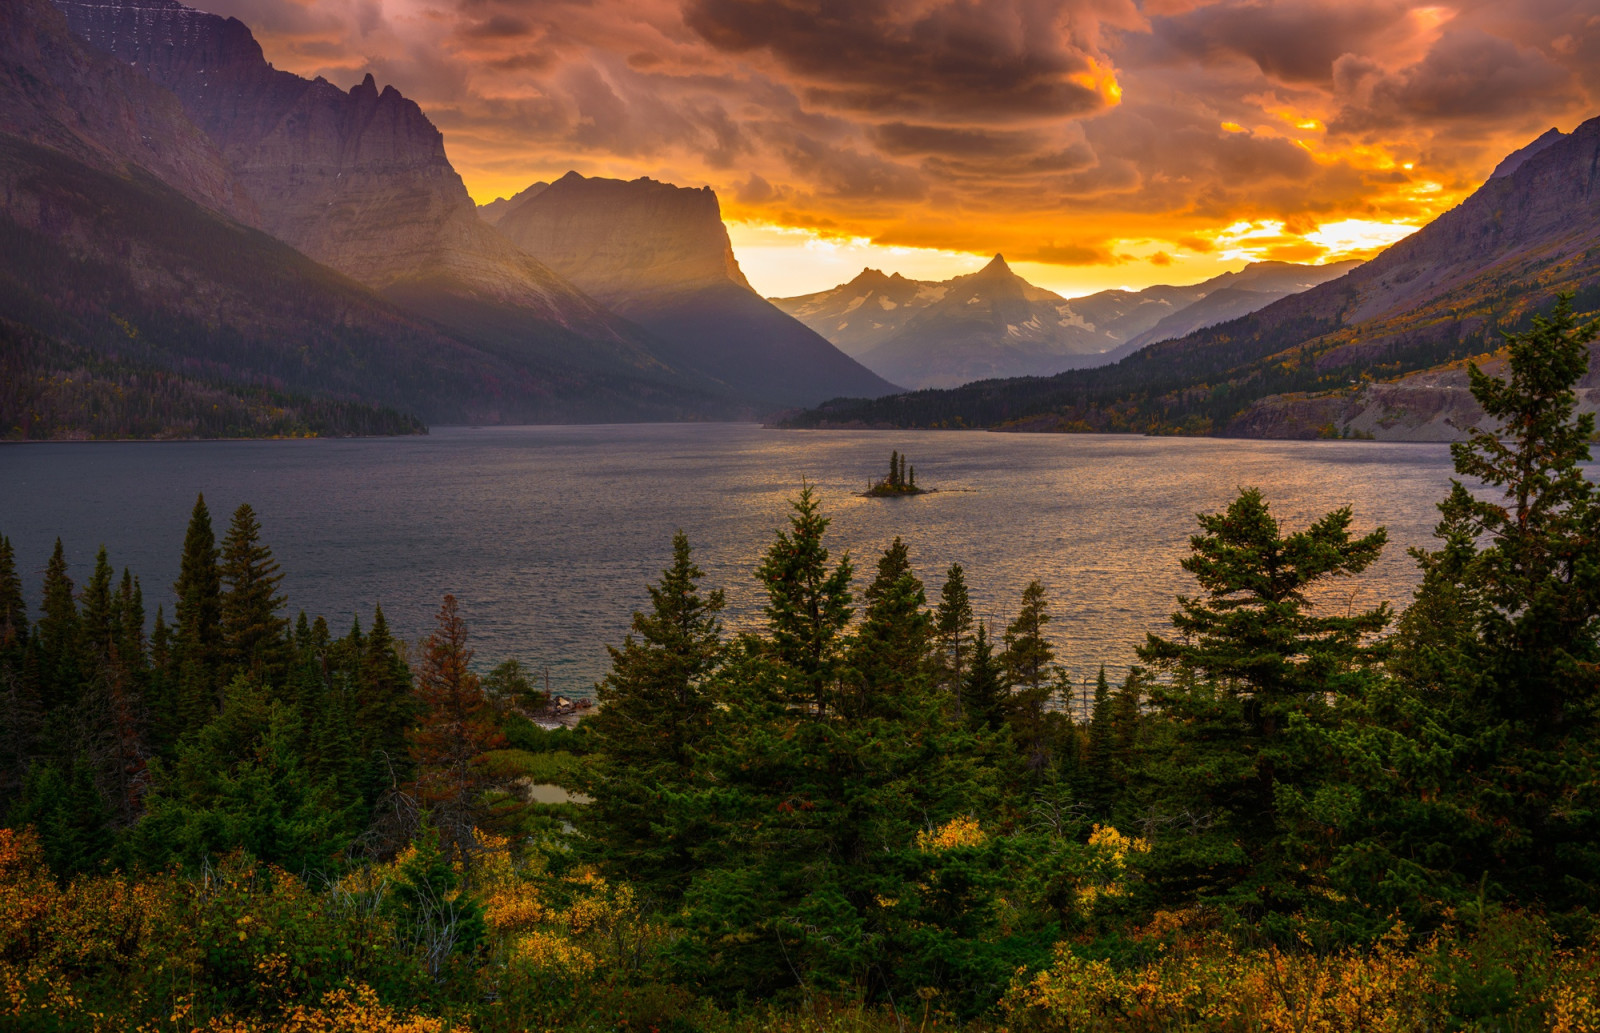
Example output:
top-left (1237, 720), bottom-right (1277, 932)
top-left (753, 485), bottom-right (854, 716)
top-left (171, 494), bottom-right (223, 733)
top-left (219, 503), bottom-right (289, 689)
top-left (1315, 295), bottom-right (1600, 925)
top-left (409, 595), bottom-right (506, 862)
top-left (1003, 580), bottom-right (1057, 771)
top-left (36, 539), bottom-right (79, 712)
top-left (1136, 487), bottom-right (1389, 921)
top-left (0, 536), bottom-right (36, 810)
top-left (356, 604), bottom-right (417, 808)
top-left (961, 623), bottom-right (1008, 731)
top-left (846, 537), bottom-right (932, 718)
top-left (934, 563), bottom-right (975, 713)
top-left (581, 531), bottom-right (724, 900)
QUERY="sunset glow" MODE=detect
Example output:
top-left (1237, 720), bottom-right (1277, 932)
top-left (191, 0), bottom-right (1597, 296)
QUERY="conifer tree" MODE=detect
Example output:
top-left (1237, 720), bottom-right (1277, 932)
top-left (1137, 487), bottom-right (1389, 917)
top-left (171, 494), bottom-right (223, 730)
top-left (79, 546), bottom-right (115, 663)
top-left (847, 537), bottom-right (932, 718)
top-left (220, 503), bottom-right (289, 689)
top-left (1082, 667), bottom-right (1115, 812)
top-left (754, 486), bottom-right (854, 715)
top-left (0, 536), bottom-right (36, 810)
top-left (409, 595), bottom-right (506, 862)
top-left (356, 604), bottom-right (417, 806)
top-left (1003, 580), bottom-right (1057, 770)
top-left (581, 531), bottom-right (725, 899)
top-left (36, 538), bottom-right (80, 712)
top-left (961, 622), bottom-right (1007, 731)
top-left (1318, 295), bottom-right (1600, 922)
top-left (933, 563), bottom-right (974, 712)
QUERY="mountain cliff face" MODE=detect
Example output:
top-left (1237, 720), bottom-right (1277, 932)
top-left (0, 0), bottom-right (254, 222)
top-left (784, 121), bottom-right (1600, 437)
top-left (495, 172), bottom-right (898, 407)
top-left (772, 257), bottom-right (1354, 390)
top-left (51, 0), bottom-right (643, 341)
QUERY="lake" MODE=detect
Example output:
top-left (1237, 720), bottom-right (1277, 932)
top-left (0, 424), bottom-right (1542, 700)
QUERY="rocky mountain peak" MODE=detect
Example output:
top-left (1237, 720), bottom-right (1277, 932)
top-left (1489, 127), bottom-right (1565, 180)
top-left (976, 253), bottom-right (1013, 277)
top-left (495, 172), bottom-right (754, 308)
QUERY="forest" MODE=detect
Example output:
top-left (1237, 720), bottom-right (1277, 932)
top-left (0, 298), bottom-right (1598, 1032)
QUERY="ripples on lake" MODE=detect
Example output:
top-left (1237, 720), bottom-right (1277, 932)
top-left (3, 424), bottom-right (1564, 698)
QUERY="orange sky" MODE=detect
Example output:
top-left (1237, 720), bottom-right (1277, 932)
top-left (193, 0), bottom-right (1598, 297)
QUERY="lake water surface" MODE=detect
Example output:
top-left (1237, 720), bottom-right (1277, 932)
top-left (0, 425), bottom-right (1547, 698)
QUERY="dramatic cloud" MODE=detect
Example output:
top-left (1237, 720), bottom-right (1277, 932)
top-left (189, 0), bottom-right (1599, 295)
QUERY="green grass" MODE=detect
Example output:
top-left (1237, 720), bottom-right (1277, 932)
top-left (483, 749), bottom-right (582, 785)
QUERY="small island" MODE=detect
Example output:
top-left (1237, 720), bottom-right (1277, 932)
top-left (864, 450), bottom-right (932, 496)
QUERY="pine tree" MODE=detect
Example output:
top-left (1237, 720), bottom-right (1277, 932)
top-left (219, 503), bottom-right (289, 689)
top-left (847, 537), bottom-right (932, 719)
top-left (754, 486), bottom-right (854, 716)
top-left (1136, 487), bottom-right (1389, 918)
top-left (1002, 580), bottom-right (1054, 694)
top-left (1317, 295), bottom-right (1600, 923)
top-left (171, 494), bottom-right (223, 731)
top-left (409, 595), bottom-right (506, 862)
top-left (961, 623), bottom-right (1007, 731)
top-left (581, 531), bottom-right (724, 899)
top-left (0, 536), bottom-right (37, 811)
top-left (933, 563), bottom-right (974, 713)
top-left (356, 604), bottom-right (417, 808)
top-left (1003, 580), bottom-right (1057, 771)
top-left (36, 538), bottom-right (79, 712)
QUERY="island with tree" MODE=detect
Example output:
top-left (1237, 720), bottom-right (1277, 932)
top-left (864, 450), bottom-right (932, 496)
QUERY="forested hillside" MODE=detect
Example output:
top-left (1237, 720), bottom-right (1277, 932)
top-left (1, 299), bottom-right (1598, 1031)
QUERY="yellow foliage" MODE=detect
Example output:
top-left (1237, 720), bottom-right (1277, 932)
top-left (195, 985), bottom-right (464, 1033)
top-left (917, 816), bottom-right (987, 852)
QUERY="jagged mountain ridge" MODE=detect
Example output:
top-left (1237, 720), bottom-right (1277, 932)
top-left (0, 0), bottom-right (742, 429)
top-left (772, 257), bottom-right (1356, 390)
top-left (492, 172), bottom-right (899, 407)
top-left (782, 121), bottom-right (1600, 438)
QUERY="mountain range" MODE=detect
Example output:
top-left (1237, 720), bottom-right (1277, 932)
top-left (784, 118), bottom-right (1600, 440)
top-left (771, 257), bottom-right (1357, 389)
top-left (0, 0), bottom-right (892, 437)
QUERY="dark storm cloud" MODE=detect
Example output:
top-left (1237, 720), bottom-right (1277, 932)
top-left (1333, 29), bottom-right (1579, 131)
top-left (683, 0), bottom-right (1139, 123)
top-left (1146, 0), bottom-right (1413, 83)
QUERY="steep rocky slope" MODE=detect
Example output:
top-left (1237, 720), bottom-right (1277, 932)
top-left (495, 172), bottom-right (898, 406)
top-left (784, 121), bottom-right (1600, 437)
top-left (0, 0), bottom-right (253, 222)
top-left (772, 258), bottom-right (1354, 390)
top-left (51, 0), bottom-right (680, 368)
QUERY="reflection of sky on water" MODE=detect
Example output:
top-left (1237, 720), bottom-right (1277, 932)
top-left (6, 425), bottom-right (1582, 697)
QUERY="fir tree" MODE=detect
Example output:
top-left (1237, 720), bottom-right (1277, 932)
top-left (36, 538), bottom-right (79, 712)
top-left (1003, 581), bottom-right (1057, 771)
top-left (409, 595), bottom-right (506, 862)
top-left (1316, 295), bottom-right (1600, 923)
top-left (1136, 487), bottom-right (1389, 918)
top-left (356, 604), bottom-right (417, 809)
top-left (933, 563), bottom-right (975, 713)
top-left (171, 494), bottom-right (223, 731)
top-left (961, 622), bottom-right (1007, 731)
top-left (581, 531), bottom-right (725, 899)
top-left (753, 486), bottom-right (854, 716)
top-left (0, 536), bottom-right (36, 813)
top-left (847, 537), bottom-right (932, 719)
top-left (219, 503), bottom-right (290, 689)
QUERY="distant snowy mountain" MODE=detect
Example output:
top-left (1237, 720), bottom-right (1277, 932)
top-left (772, 257), bottom-right (1357, 389)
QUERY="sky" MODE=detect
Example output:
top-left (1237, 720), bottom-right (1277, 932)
top-left (190, 0), bottom-right (1599, 298)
